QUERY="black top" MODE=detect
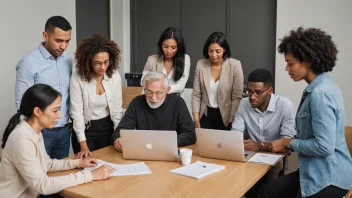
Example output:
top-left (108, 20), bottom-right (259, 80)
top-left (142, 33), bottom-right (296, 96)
top-left (111, 94), bottom-right (196, 147)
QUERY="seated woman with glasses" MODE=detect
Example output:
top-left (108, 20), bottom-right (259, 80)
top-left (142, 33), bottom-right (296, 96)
top-left (0, 84), bottom-right (113, 197)
top-left (192, 32), bottom-right (244, 130)
top-left (141, 27), bottom-right (190, 97)
top-left (70, 33), bottom-right (123, 158)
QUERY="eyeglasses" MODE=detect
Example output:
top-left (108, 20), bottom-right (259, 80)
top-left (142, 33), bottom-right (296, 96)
top-left (93, 60), bottom-right (110, 68)
top-left (145, 90), bottom-right (166, 97)
top-left (247, 87), bottom-right (271, 97)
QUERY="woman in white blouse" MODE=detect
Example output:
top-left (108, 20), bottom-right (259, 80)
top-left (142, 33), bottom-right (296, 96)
top-left (141, 27), bottom-right (190, 97)
top-left (0, 84), bottom-right (113, 198)
top-left (70, 33), bottom-right (123, 158)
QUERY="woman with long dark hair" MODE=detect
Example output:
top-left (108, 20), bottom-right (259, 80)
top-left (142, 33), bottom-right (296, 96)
top-left (0, 84), bottom-right (113, 197)
top-left (70, 33), bottom-right (123, 158)
top-left (141, 27), bottom-right (190, 97)
top-left (192, 32), bottom-right (243, 130)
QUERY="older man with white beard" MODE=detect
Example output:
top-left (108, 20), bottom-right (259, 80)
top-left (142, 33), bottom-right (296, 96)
top-left (112, 71), bottom-right (196, 152)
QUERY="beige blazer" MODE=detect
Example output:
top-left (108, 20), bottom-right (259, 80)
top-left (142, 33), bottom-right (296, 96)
top-left (192, 58), bottom-right (243, 126)
top-left (141, 54), bottom-right (191, 97)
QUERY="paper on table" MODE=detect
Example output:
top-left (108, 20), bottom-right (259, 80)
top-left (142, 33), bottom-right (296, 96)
top-left (247, 153), bottom-right (284, 166)
top-left (170, 161), bottom-right (225, 179)
top-left (84, 159), bottom-right (151, 176)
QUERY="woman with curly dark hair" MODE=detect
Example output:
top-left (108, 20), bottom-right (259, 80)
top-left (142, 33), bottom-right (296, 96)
top-left (141, 27), bottom-right (190, 97)
top-left (70, 33), bottom-right (123, 158)
top-left (259, 27), bottom-right (352, 198)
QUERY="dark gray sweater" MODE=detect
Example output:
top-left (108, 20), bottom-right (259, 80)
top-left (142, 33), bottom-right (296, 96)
top-left (111, 94), bottom-right (196, 147)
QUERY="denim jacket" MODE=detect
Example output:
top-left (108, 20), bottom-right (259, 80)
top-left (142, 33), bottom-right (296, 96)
top-left (290, 72), bottom-right (352, 197)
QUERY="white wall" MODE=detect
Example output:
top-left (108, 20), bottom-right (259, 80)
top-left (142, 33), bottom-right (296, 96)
top-left (276, 0), bottom-right (352, 126)
top-left (0, 0), bottom-right (76, 156)
top-left (110, 0), bottom-right (130, 86)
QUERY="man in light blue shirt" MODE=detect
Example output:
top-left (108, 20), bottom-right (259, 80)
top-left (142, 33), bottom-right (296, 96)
top-left (232, 69), bottom-right (296, 198)
top-left (15, 16), bottom-right (72, 159)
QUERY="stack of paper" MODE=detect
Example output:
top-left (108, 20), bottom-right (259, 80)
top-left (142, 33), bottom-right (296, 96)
top-left (84, 159), bottom-right (151, 176)
top-left (170, 161), bottom-right (225, 179)
top-left (247, 153), bottom-right (284, 166)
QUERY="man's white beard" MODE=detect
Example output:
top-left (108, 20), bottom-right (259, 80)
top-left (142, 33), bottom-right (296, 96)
top-left (146, 96), bottom-right (166, 109)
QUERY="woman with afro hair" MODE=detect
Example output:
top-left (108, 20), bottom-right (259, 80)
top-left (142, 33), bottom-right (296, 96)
top-left (70, 33), bottom-right (123, 158)
top-left (259, 27), bottom-right (352, 197)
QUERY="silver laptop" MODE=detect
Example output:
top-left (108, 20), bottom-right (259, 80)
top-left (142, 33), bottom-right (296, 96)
top-left (196, 128), bottom-right (255, 162)
top-left (120, 130), bottom-right (179, 161)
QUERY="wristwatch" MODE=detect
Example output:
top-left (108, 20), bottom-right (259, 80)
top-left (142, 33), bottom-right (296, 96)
top-left (260, 142), bottom-right (265, 151)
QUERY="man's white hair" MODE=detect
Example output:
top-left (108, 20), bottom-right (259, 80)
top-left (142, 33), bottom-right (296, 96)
top-left (141, 71), bottom-right (169, 89)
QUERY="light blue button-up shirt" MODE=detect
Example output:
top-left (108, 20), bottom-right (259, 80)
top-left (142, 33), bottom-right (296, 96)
top-left (15, 43), bottom-right (72, 127)
top-left (232, 94), bottom-right (296, 142)
top-left (290, 72), bottom-right (352, 197)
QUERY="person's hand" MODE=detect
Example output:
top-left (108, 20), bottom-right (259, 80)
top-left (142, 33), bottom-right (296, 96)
top-left (272, 138), bottom-right (291, 153)
top-left (229, 116), bottom-right (235, 123)
top-left (114, 138), bottom-right (123, 152)
top-left (244, 139), bottom-right (261, 152)
top-left (75, 146), bottom-right (92, 159)
top-left (79, 158), bottom-right (98, 168)
top-left (194, 121), bottom-right (201, 128)
top-left (91, 165), bottom-right (114, 181)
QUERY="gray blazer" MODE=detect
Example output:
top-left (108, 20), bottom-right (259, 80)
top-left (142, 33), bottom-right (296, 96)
top-left (192, 58), bottom-right (243, 126)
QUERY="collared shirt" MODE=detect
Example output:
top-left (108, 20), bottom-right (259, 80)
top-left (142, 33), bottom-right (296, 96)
top-left (232, 94), bottom-right (296, 142)
top-left (290, 72), bottom-right (352, 197)
top-left (15, 42), bottom-right (72, 127)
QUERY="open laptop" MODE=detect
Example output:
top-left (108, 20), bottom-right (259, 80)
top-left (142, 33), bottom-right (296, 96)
top-left (196, 128), bottom-right (255, 162)
top-left (120, 130), bottom-right (179, 161)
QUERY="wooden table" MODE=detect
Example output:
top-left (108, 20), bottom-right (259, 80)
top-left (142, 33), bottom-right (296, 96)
top-left (49, 145), bottom-right (271, 198)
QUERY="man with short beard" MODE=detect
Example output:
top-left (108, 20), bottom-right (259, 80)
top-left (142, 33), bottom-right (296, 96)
top-left (112, 71), bottom-right (196, 152)
top-left (15, 16), bottom-right (73, 159)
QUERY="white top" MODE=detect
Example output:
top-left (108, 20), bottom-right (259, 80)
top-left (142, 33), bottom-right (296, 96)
top-left (0, 120), bottom-right (92, 197)
top-left (161, 66), bottom-right (182, 95)
top-left (91, 92), bottom-right (110, 120)
top-left (162, 66), bottom-right (174, 83)
top-left (208, 80), bottom-right (219, 108)
top-left (70, 71), bottom-right (123, 142)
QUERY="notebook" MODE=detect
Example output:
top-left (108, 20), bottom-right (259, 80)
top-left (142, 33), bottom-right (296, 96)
top-left (170, 161), bottom-right (225, 179)
top-left (196, 128), bottom-right (255, 162)
top-left (247, 153), bottom-right (284, 166)
top-left (120, 130), bottom-right (179, 161)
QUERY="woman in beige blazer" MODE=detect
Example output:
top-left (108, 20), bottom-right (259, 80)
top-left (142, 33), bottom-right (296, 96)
top-left (70, 34), bottom-right (123, 158)
top-left (192, 32), bottom-right (243, 130)
top-left (141, 27), bottom-right (190, 97)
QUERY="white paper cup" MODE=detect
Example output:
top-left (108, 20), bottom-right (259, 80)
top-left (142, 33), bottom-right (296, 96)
top-left (180, 148), bottom-right (192, 165)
